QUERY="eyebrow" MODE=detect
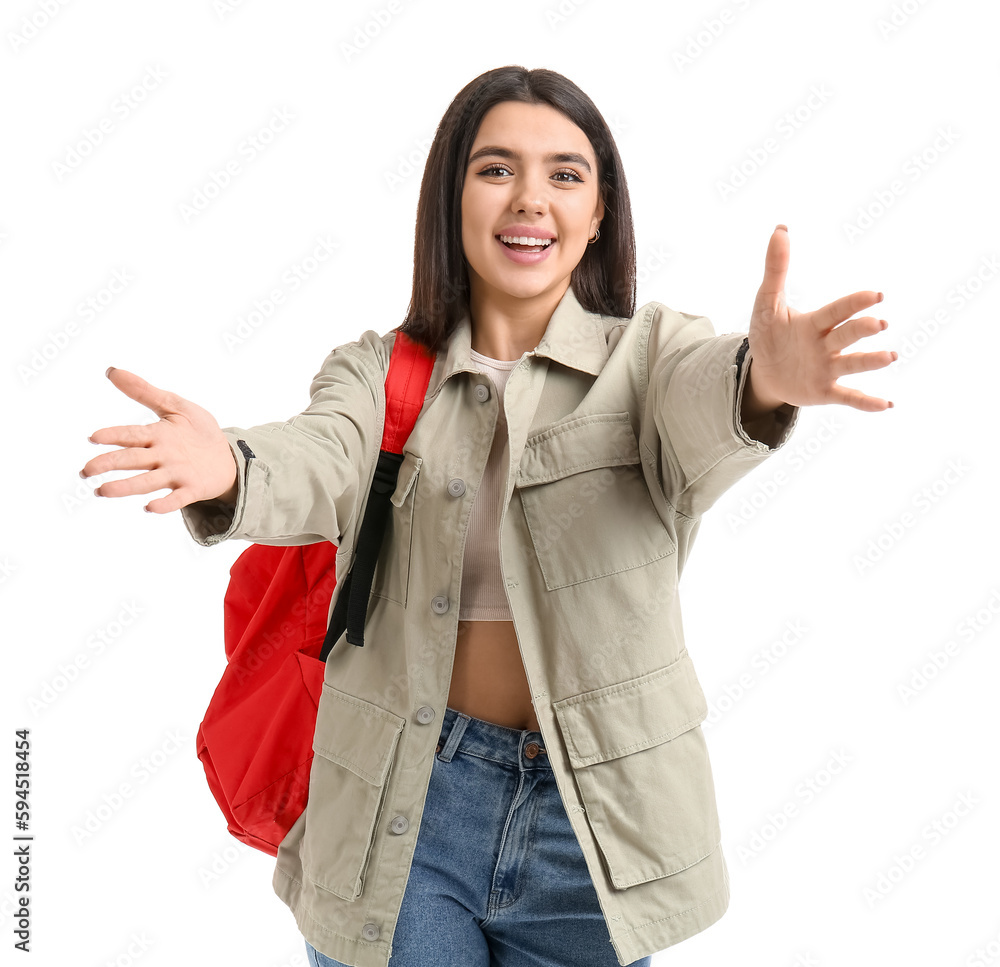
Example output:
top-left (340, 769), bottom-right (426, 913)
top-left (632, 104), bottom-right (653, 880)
top-left (467, 146), bottom-right (593, 176)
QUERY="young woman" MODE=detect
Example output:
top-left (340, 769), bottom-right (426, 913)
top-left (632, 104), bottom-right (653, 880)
top-left (81, 66), bottom-right (894, 967)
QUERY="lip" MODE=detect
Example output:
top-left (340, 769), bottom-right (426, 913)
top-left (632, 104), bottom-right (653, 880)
top-left (497, 224), bottom-right (557, 240)
top-left (495, 234), bottom-right (555, 265)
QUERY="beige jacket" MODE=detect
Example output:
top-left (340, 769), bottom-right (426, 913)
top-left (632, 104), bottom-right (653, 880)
top-left (181, 284), bottom-right (799, 966)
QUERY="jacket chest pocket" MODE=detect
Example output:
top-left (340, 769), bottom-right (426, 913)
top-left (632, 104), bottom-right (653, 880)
top-left (552, 652), bottom-right (721, 890)
top-left (516, 412), bottom-right (675, 590)
top-left (300, 684), bottom-right (405, 901)
top-left (371, 451), bottom-right (421, 607)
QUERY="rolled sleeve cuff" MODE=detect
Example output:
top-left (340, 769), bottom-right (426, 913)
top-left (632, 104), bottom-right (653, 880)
top-left (733, 336), bottom-right (800, 451)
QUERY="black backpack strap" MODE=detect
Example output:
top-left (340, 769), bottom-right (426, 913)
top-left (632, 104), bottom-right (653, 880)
top-left (319, 449), bottom-right (403, 657)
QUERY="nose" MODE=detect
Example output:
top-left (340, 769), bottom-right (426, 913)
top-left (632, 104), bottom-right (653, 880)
top-left (510, 169), bottom-right (548, 216)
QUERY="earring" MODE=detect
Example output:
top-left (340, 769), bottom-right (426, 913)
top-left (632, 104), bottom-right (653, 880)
top-left (588, 228), bottom-right (601, 244)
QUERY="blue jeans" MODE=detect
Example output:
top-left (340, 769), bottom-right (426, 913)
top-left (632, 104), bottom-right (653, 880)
top-left (305, 706), bottom-right (650, 967)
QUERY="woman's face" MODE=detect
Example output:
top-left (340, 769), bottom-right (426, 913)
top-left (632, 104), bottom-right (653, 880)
top-left (461, 100), bottom-right (605, 309)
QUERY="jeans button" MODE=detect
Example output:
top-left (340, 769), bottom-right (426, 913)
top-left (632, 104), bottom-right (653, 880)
top-left (524, 742), bottom-right (542, 759)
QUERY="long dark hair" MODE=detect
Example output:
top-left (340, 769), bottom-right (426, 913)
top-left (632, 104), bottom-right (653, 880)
top-left (398, 66), bottom-right (636, 355)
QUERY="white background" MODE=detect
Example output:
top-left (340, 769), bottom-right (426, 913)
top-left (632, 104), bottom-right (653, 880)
top-left (3, 0), bottom-right (998, 965)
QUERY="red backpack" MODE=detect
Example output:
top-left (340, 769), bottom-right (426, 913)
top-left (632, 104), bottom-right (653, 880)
top-left (196, 329), bottom-right (436, 856)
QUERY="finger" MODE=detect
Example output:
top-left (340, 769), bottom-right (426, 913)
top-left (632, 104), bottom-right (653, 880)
top-left (88, 424), bottom-right (156, 448)
top-left (827, 315), bottom-right (887, 354)
top-left (826, 383), bottom-right (894, 412)
top-left (831, 349), bottom-right (898, 377)
top-left (105, 367), bottom-right (186, 420)
top-left (81, 446), bottom-right (158, 479)
top-left (756, 225), bottom-right (790, 309)
top-left (94, 468), bottom-right (174, 499)
top-left (145, 487), bottom-right (196, 515)
top-left (810, 290), bottom-right (884, 333)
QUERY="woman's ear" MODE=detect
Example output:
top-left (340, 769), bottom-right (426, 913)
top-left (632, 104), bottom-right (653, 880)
top-left (594, 191), bottom-right (606, 228)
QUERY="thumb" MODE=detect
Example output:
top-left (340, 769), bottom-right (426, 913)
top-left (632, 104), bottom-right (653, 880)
top-left (757, 224), bottom-right (790, 308)
top-left (105, 367), bottom-right (184, 419)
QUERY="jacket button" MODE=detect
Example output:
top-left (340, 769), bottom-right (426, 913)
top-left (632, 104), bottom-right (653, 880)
top-left (361, 922), bottom-right (380, 942)
top-left (431, 595), bottom-right (450, 614)
top-left (474, 383), bottom-right (490, 402)
top-left (447, 477), bottom-right (466, 497)
top-left (416, 706), bottom-right (435, 725)
top-left (390, 815), bottom-right (409, 834)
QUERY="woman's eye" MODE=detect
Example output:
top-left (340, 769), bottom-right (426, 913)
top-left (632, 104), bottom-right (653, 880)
top-left (476, 165), bottom-right (583, 183)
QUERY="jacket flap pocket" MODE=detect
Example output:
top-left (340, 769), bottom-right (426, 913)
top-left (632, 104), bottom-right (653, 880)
top-left (312, 685), bottom-right (405, 785)
top-left (518, 412), bottom-right (639, 487)
top-left (551, 653), bottom-right (719, 888)
top-left (389, 451), bottom-right (422, 508)
top-left (553, 652), bottom-right (707, 768)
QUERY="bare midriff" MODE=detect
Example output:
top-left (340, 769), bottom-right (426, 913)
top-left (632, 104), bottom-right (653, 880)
top-left (449, 620), bottom-right (540, 732)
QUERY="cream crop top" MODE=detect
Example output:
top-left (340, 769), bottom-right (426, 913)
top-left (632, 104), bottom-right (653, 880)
top-left (458, 348), bottom-right (519, 621)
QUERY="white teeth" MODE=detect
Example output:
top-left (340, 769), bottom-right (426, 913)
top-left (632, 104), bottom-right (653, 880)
top-left (499, 235), bottom-right (553, 246)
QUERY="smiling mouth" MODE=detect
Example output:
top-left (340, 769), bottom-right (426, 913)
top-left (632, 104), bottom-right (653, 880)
top-left (497, 234), bottom-right (554, 252)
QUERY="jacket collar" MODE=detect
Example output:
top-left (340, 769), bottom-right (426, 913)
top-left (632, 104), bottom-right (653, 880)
top-left (426, 284), bottom-right (609, 399)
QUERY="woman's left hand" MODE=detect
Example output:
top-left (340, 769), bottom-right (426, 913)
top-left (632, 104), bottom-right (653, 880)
top-left (744, 225), bottom-right (897, 414)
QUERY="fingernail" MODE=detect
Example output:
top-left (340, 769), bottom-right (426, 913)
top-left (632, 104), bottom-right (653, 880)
top-left (877, 292), bottom-right (884, 302)
top-left (93, 487), bottom-right (101, 497)
top-left (891, 351), bottom-right (899, 361)
top-left (775, 223), bottom-right (788, 232)
top-left (888, 401), bottom-right (894, 408)
top-left (79, 469), bottom-right (87, 479)
top-left (106, 366), bottom-right (116, 378)
top-left (143, 505), bottom-right (151, 513)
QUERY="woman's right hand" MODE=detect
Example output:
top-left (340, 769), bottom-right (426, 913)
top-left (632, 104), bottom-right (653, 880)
top-left (80, 367), bottom-right (239, 515)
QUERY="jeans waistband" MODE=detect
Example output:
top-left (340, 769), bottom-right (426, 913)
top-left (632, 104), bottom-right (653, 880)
top-left (438, 706), bottom-right (550, 771)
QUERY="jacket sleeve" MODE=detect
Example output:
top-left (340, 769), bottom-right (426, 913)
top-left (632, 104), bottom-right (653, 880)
top-left (644, 305), bottom-right (799, 519)
top-left (179, 330), bottom-right (387, 547)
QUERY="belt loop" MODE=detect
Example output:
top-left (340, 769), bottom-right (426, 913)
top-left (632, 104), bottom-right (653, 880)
top-left (437, 711), bottom-right (470, 762)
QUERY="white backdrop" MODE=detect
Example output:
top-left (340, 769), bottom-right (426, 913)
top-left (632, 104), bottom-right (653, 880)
top-left (3, 0), bottom-right (998, 965)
